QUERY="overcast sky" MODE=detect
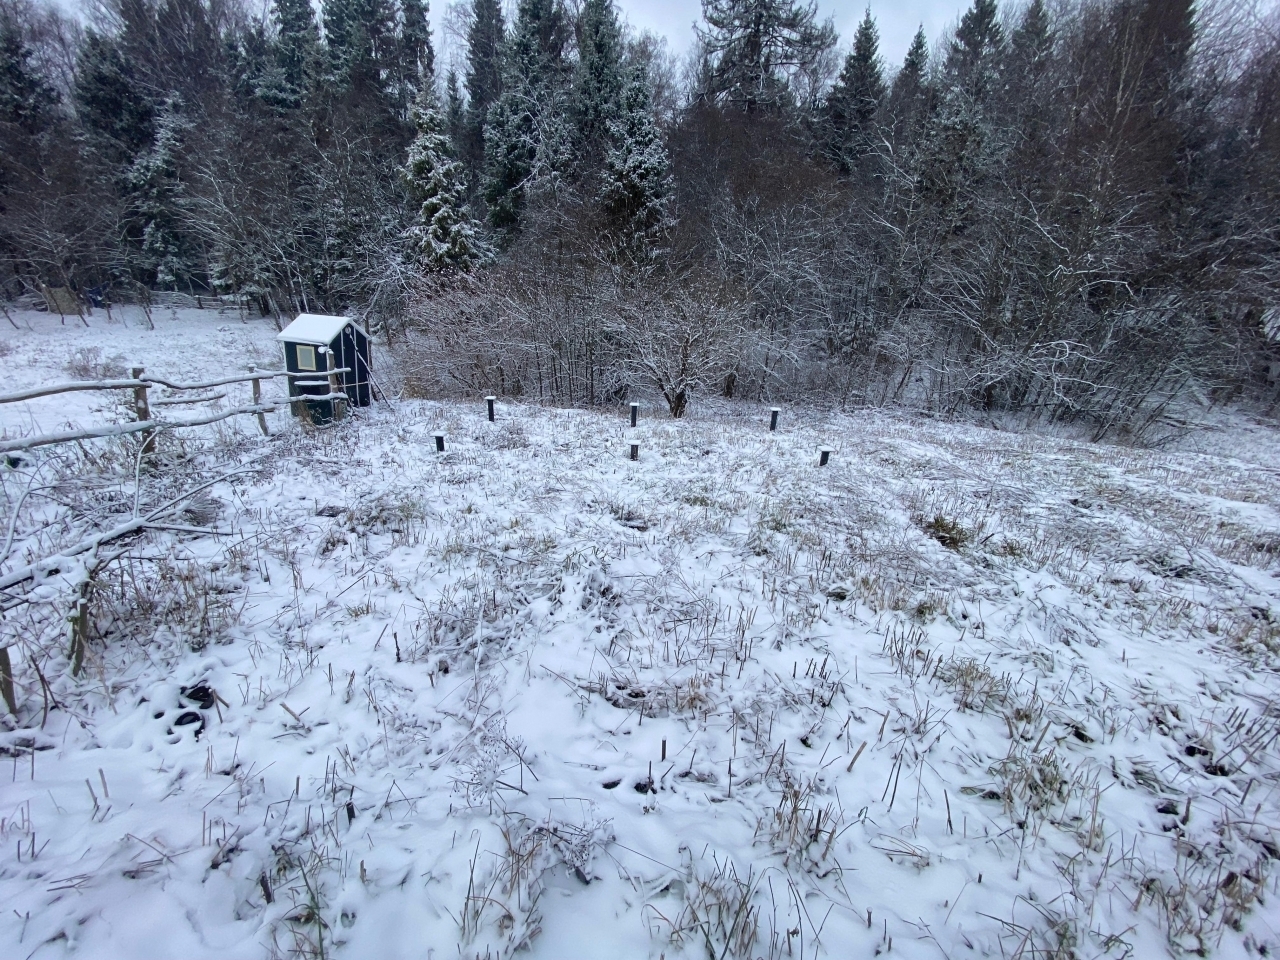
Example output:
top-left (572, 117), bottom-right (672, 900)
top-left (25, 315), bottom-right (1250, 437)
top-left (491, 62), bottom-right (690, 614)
top-left (427, 1), bottom-right (973, 74)
top-left (609, 1), bottom-right (972, 62)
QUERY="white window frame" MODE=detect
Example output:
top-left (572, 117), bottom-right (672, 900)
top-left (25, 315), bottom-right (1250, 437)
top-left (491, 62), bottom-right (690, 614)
top-left (296, 344), bottom-right (317, 371)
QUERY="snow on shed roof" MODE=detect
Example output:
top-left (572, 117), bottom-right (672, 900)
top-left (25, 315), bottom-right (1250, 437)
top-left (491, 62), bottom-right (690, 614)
top-left (276, 314), bottom-right (367, 346)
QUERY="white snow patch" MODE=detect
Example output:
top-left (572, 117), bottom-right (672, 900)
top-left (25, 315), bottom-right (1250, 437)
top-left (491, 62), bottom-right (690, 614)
top-left (0, 307), bottom-right (1278, 960)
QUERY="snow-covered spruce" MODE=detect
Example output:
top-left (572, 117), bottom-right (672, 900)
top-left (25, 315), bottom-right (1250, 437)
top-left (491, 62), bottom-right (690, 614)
top-left (600, 64), bottom-right (674, 256)
top-left (401, 88), bottom-right (484, 272)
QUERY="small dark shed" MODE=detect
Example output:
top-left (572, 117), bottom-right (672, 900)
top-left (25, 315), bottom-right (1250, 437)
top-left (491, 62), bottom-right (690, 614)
top-left (277, 314), bottom-right (372, 422)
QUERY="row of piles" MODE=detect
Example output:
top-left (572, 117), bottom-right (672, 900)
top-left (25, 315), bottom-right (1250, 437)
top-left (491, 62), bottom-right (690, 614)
top-left (429, 400), bottom-right (834, 464)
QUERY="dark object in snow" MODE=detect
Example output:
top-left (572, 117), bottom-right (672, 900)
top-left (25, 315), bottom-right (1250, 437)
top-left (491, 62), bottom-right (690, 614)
top-left (602, 778), bottom-right (621, 789)
top-left (317, 504), bottom-right (343, 518)
top-left (4, 453), bottom-right (26, 468)
top-left (277, 314), bottom-right (372, 424)
top-left (629, 442), bottom-right (639, 461)
top-left (433, 433), bottom-right (445, 453)
top-left (634, 779), bottom-right (654, 794)
top-left (173, 711), bottom-right (205, 737)
top-left (819, 447), bottom-right (832, 466)
top-left (486, 396), bottom-right (496, 422)
top-left (629, 402), bottom-right (638, 427)
top-left (574, 866), bottom-right (591, 885)
top-left (769, 407), bottom-right (780, 431)
top-left (181, 683), bottom-right (216, 709)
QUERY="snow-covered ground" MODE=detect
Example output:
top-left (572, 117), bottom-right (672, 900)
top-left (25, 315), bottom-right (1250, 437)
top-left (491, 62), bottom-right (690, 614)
top-left (2, 306), bottom-right (1279, 960)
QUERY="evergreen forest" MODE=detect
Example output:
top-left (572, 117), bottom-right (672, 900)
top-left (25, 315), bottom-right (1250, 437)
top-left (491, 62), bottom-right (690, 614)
top-left (2, 0), bottom-right (1279, 437)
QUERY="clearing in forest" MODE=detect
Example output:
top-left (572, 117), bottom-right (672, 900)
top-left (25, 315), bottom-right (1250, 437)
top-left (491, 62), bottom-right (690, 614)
top-left (1, 309), bottom-right (1278, 959)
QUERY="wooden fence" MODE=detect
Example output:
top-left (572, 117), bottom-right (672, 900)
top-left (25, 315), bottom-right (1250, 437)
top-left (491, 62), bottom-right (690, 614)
top-left (0, 366), bottom-right (351, 456)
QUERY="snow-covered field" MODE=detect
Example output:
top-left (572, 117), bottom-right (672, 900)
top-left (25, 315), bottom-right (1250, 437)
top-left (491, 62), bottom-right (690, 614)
top-left (2, 307), bottom-right (1279, 960)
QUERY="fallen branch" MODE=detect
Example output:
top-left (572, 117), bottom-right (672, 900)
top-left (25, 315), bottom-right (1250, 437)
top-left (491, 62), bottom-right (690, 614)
top-left (0, 466), bottom-right (260, 593)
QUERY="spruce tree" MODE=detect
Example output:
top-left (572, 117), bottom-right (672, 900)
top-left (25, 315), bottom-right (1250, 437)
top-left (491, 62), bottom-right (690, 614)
top-left (945, 0), bottom-right (1005, 101)
top-left (127, 98), bottom-right (194, 288)
top-left (696, 0), bottom-right (836, 112)
top-left (463, 0), bottom-right (504, 175)
top-left (916, 0), bottom-right (1005, 222)
top-left (506, 0), bottom-right (569, 86)
top-left (573, 0), bottom-right (625, 165)
top-left (323, 0), bottom-right (398, 94)
top-left (74, 30), bottom-right (155, 163)
top-left (600, 64), bottom-right (673, 256)
top-left (481, 92), bottom-right (531, 230)
top-left (231, 20), bottom-right (291, 111)
top-left (887, 27), bottom-right (929, 137)
top-left (895, 27), bottom-right (928, 100)
top-left (482, 0), bottom-right (571, 230)
top-left (396, 0), bottom-right (435, 110)
top-left (402, 87), bottom-right (483, 271)
top-left (445, 67), bottom-right (465, 153)
top-left (0, 12), bottom-right (57, 134)
top-left (321, 0), bottom-right (358, 72)
top-left (273, 0), bottom-right (320, 102)
top-left (1010, 0), bottom-right (1050, 73)
top-left (1006, 0), bottom-right (1052, 127)
top-left (823, 8), bottom-right (884, 172)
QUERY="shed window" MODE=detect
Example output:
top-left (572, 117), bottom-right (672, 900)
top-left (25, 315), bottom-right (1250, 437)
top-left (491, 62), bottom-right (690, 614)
top-left (296, 345), bottom-right (317, 371)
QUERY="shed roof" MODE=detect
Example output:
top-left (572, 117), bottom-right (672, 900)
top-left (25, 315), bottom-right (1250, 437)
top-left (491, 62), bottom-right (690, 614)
top-left (276, 314), bottom-right (368, 346)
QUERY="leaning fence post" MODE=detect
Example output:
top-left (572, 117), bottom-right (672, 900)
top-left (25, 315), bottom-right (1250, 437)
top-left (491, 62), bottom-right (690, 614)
top-left (131, 366), bottom-right (155, 454)
top-left (769, 407), bottom-right (780, 431)
top-left (69, 581), bottom-right (89, 676)
top-left (486, 396), bottom-right (496, 422)
top-left (629, 402), bottom-right (639, 427)
top-left (327, 369), bottom-right (346, 421)
top-left (0, 646), bottom-right (16, 715)
top-left (249, 365), bottom-right (269, 436)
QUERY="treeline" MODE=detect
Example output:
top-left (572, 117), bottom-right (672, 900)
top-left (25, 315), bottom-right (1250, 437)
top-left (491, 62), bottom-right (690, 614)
top-left (2, 0), bottom-right (1278, 436)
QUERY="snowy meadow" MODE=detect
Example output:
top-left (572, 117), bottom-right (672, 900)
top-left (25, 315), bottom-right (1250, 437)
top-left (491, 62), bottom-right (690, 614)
top-left (1, 308), bottom-right (1279, 960)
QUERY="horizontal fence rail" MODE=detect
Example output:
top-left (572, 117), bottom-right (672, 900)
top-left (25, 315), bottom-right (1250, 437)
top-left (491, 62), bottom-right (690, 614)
top-left (0, 366), bottom-right (355, 455)
top-left (0, 368), bottom-right (350, 405)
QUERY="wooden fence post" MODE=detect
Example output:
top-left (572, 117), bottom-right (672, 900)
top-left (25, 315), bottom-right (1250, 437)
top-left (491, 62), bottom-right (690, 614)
top-left (0, 646), bottom-right (16, 715)
top-left (131, 367), bottom-right (155, 454)
top-left (629, 402), bottom-right (639, 427)
top-left (69, 581), bottom-right (89, 676)
top-left (486, 396), bottom-right (496, 422)
top-left (769, 408), bottom-right (780, 431)
top-left (249, 365), bottom-right (269, 436)
top-left (327, 369), bottom-right (346, 421)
